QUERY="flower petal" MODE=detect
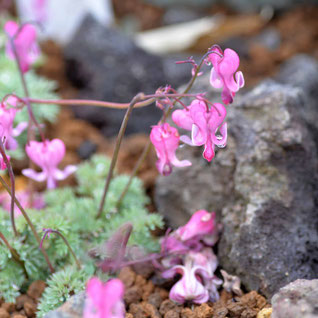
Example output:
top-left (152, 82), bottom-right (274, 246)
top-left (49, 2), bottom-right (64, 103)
top-left (22, 169), bottom-right (46, 182)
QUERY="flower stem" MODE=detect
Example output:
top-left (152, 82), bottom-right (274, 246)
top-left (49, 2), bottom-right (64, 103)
top-left (115, 54), bottom-right (207, 207)
top-left (116, 143), bottom-right (151, 209)
top-left (41, 229), bottom-right (81, 270)
top-left (0, 176), bottom-right (55, 273)
top-left (96, 93), bottom-right (144, 219)
top-left (0, 139), bottom-right (18, 237)
top-left (0, 231), bottom-right (29, 278)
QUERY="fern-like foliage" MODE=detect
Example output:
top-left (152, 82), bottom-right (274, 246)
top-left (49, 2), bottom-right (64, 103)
top-left (0, 155), bottom-right (163, 316)
top-left (36, 266), bottom-right (91, 317)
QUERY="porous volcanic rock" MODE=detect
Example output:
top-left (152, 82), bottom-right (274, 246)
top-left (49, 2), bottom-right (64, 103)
top-left (64, 15), bottom-right (164, 136)
top-left (155, 56), bottom-right (318, 298)
top-left (271, 279), bottom-right (318, 318)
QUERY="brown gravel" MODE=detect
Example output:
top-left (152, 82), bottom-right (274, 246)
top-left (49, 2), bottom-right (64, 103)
top-left (120, 267), bottom-right (269, 318)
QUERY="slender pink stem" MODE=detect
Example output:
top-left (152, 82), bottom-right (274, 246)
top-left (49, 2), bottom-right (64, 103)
top-left (0, 138), bottom-right (17, 236)
top-left (96, 93), bottom-right (145, 219)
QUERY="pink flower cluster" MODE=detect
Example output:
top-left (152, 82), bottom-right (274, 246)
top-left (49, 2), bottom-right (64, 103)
top-left (161, 210), bottom-right (222, 304)
top-left (84, 277), bottom-right (125, 318)
top-left (4, 21), bottom-right (40, 73)
top-left (150, 46), bottom-right (244, 175)
top-left (0, 96), bottom-right (27, 170)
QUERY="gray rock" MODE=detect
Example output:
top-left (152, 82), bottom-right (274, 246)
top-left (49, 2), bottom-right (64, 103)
top-left (162, 7), bottom-right (205, 25)
top-left (77, 140), bottom-right (97, 160)
top-left (64, 15), bottom-right (164, 136)
top-left (222, 0), bottom-right (316, 13)
top-left (271, 279), bottom-right (318, 318)
top-left (252, 27), bottom-right (281, 51)
top-left (44, 292), bottom-right (85, 318)
top-left (155, 56), bottom-right (318, 298)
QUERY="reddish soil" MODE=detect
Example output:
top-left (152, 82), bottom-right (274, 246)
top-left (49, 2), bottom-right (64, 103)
top-left (0, 281), bottom-right (45, 318)
top-left (119, 267), bottom-right (270, 318)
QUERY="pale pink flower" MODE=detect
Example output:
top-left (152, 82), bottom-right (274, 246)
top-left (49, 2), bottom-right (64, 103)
top-left (172, 100), bottom-right (227, 162)
top-left (207, 46), bottom-right (244, 104)
top-left (189, 249), bottom-right (222, 302)
top-left (4, 21), bottom-right (40, 73)
top-left (33, 0), bottom-right (47, 23)
top-left (84, 277), bottom-right (125, 318)
top-left (0, 190), bottom-right (45, 217)
top-left (162, 262), bottom-right (209, 304)
top-left (0, 96), bottom-right (27, 150)
top-left (150, 123), bottom-right (191, 176)
top-left (22, 139), bottom-right (77, 189)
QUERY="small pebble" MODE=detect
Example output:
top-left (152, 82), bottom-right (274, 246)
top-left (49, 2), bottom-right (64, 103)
top-left (1, 303), bottom-right (15, 313)
top-left (257, 307), bottom-right (272, 318)
top-left (27, 281), bottom-right (46, 301)
top-left (0, 308), bottom-right (10, 318)
top-left (164, 310), bottom-right (180, 318)
top-left (118, 267), bottom-right (136, 288)
top-left (160, 300), bottom-right (181, 316)
top-left (24, 302), bottom-right (37, 318)
top-left (148, 293), bottom-right (163, 308)
top-left (124, 286), bottom-right (142, 305)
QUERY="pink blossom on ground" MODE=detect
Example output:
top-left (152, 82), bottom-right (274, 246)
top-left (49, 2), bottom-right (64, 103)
top-left (150, 123), bottom-right (191, 176)
top-left (22, 139), bottom-right (77, 189)
top-left (0, 96), bottom-right (27, 150)
top-left (162, 262), bottom-right (209, 304)
top-left (207, 46), bottom-right (244, 104)
top-left (172, 99), bottom-right (227, 162)
top-left (84, 277), bottom-right (125, 318)
top-left (4, 21), bottom-right (40, 73)
top-left (0, 190), bottom-right (45, 217)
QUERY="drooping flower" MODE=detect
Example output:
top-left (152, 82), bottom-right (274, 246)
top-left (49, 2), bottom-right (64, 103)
top-left (22, 139), bottom-right (77, 189)
top-left (176, 210), bottom-right (217, 245)
top-left (207, 46), bottom-right (244, 104)
top-left (0, 190), bottom-right (45, 217)
top-left (4, 21), bottom-right (40, 73)
top-left (162, 262), bottom-right (209, 304)
top-left (172, 99), bottom-right (227, 162)
top-left (0, 96), bottom-right (27, 150)
top-left (150, 123), bottom-right (191, 176)
top-left (189, 248), bottom-right (222, 302)
top-left (84, 277), bottom-right (125, 318)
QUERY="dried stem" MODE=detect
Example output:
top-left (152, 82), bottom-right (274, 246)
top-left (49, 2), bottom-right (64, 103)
top-left (0, 176), bottom-right (55, 273)
top-left (41, 229), bottom-right (81, 270)
top-left (0, 139), bottom-right (17, 236)
top-left (96, 93), bottom-right (144, 219)
top-left (0, 231), bottom-right (28, 278)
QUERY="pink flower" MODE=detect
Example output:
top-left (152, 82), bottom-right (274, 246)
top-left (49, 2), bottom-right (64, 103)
top-left (189, 249), bottom-right (222, 302)
top-left (0, 96), bottom-right (27, 150)
top-left (176, 210), bottom-right (216, 243)
top-left (172, 100), bottom-right (227, 162)
top-left (162, 263), bottom-right (209, 304)
top-left (0, 190), bottom-right (45, 217)
top-left (22, 139), bottom-right (77, 189)
top-left (207, 46), bottom-right (244, 104)
top-left (33, 0), bottom-right (47, 23)
top-left (150, 123), bottom-right (191, 176)
top-left (4, 21), bottom-right (40, 73)
top-left (0, 154), bottom-right (9, 170)
top-left (84, 277), bottom-right (125, 318)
